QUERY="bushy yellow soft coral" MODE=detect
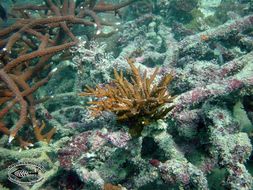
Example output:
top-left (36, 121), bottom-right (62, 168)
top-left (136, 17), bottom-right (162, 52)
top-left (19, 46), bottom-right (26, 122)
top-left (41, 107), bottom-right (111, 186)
top-left (80, 59), bottom-right (175, 136)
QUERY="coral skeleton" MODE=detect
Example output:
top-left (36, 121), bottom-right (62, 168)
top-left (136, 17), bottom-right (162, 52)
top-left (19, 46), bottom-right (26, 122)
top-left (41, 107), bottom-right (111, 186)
top-left (1, 1), bottom-right (253, 190)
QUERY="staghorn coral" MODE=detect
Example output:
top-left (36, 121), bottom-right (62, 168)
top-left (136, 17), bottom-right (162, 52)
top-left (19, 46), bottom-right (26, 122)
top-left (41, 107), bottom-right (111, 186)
top-left (1, 1), bottom-right (253, 189)
top-left (0, 0), bottom-right (136, 148)
top-left (80, 59), bottom-right (175, 136)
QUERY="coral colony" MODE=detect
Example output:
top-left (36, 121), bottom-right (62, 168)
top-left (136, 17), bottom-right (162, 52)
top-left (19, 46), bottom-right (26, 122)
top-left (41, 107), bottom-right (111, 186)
top-left (80, 58), bottom-right (175, 136)
top-left (0, 0), bottom-right (134, 148)
top-left (0, 0), bottom-right (253, 190)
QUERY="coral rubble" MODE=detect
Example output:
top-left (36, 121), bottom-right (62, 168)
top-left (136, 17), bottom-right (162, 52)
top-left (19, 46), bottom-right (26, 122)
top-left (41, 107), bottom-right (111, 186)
top-left (0, 0), bottom-right (253, 190)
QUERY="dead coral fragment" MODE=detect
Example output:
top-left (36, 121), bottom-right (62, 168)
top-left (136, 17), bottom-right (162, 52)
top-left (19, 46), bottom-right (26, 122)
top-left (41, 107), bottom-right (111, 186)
top-left (80, 59), bottom-right (175, 135)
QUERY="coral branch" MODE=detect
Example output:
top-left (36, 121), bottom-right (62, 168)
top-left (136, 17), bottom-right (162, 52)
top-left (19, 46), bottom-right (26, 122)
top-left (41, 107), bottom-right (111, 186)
top-left (179, 15), bottom-right (253, 52)
top-left (0, 0), bottom-right (136, 147)
top-left (172, 76), bottom-right (253, 115)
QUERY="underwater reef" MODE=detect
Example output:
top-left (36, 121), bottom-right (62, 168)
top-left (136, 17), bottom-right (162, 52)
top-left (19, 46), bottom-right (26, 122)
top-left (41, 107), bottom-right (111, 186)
top-left (0, 0), bottom-right (253, 190)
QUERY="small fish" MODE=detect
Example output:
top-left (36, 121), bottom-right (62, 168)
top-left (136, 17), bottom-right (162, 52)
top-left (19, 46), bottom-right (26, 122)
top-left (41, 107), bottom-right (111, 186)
top-left (0, 4), bottom-right (7, 21)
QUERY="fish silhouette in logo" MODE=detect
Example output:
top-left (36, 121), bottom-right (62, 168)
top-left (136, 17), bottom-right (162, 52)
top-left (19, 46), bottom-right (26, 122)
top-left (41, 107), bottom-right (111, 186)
top-left (11, 168), bottom-right (38, 179)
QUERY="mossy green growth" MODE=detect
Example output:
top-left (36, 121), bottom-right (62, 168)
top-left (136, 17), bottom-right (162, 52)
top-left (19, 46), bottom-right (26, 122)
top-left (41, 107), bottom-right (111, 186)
top-left (207, 168), bottom-right (227, 190)
top-left (186, 150), bottom-right (206, 166)
top-left (185, 9), bottom-right (205, 31)
top-left (233, 100), bottom-right (253, 134)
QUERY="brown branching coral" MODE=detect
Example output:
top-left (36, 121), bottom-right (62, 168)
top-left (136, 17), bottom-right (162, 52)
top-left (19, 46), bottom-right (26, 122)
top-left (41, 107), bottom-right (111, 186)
top-left (0, 0), bottom-right (136, 147)
top-left (80, 59), bottom-right (175, 136)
